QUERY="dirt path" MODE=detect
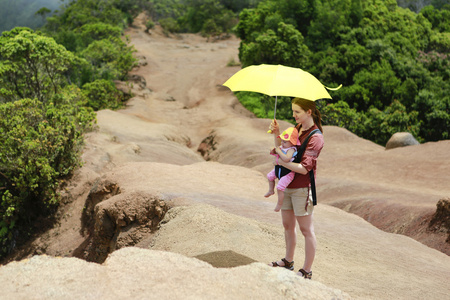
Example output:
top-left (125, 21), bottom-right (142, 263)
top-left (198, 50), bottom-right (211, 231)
top-left (123, 16), bottom-right (246, 149)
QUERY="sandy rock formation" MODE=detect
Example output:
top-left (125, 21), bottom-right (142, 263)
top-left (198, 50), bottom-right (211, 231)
top-left (385, 132), bottom-right (420, 149)
top-left (0, 247), bottom-right (350, 300)
top-left (75, 182), bottom-right (169, 263)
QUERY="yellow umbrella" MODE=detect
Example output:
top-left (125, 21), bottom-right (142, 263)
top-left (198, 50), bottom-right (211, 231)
top-left (223, 64), bottom-right (341, 120)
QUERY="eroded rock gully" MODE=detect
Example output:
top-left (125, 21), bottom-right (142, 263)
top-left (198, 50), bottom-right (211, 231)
top-left (429, 198), bottom-right (450, 243)
top-left (197, 130), bottom-right (217, 161)
top-left (74, 180), bottom-right (169, 263)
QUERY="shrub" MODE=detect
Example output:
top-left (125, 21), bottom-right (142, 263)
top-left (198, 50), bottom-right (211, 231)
top-left (159, 17), bottom-right (180, 35)
top-left (0, 96), bottom-right (95, 258)
top-left (0, 28), bottom-right (80, 104)
top-left (146, 19), bottom-right (155, 31)
top-left (82, 79), bottom-right (127, 111)
top-left (79, 37), bottom-right (137, 82)
top-left (320, 100), bottom-right (366, 135)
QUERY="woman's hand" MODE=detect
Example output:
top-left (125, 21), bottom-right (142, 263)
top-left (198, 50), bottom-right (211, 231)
top-left (273, 156), bottom-right (280, 166)
top-left (268, 119), bottom-right (280, 135)
top-left (274, 156), bottom-right (287, 167)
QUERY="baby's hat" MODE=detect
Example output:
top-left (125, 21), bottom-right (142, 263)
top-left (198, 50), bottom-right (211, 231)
top-left (278, 127), bottom-right (299, 145)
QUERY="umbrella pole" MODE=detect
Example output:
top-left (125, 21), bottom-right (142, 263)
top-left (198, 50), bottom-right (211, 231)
top-left (273, 96), bottom-right (277, 120)
top-left (267, 96), bottom-right (278, 134)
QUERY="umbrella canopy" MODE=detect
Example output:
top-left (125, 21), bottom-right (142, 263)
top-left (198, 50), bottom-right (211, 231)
top-left (223, 64), bottom-right (340, 101)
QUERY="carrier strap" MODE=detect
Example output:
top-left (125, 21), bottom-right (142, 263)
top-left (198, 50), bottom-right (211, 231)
top-left (296, 129), bottom-right (321, 205)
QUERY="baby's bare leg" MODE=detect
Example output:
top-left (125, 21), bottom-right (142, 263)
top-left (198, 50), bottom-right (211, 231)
top-left (264, 179), bottom-right (275, 197)
top-left (274, 189), bottom-right (284, 212)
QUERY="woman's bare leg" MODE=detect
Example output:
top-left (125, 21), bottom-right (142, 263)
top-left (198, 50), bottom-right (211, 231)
top-left (296, 214), bottom-right (316, 272)
top-left (282, 209), bottom-right (297, 262)
top-left (268, 209), bottom-right (297, 267)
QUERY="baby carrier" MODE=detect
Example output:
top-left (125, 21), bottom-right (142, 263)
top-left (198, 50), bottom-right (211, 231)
top-left (274, 128), bottom-right (322, 205)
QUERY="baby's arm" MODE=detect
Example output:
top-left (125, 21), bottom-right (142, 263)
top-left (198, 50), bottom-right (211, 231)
top-left (277, 148), bottom-right (295, 163)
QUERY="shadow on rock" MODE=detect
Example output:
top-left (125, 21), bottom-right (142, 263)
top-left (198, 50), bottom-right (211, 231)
top-left (195, 250), bottom-right (257, 268)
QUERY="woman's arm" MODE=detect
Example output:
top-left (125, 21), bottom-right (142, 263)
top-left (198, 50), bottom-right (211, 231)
top-left (269, 120), bottom-right (281, 147)
top-left (277, 160), bottom-right (308, 175)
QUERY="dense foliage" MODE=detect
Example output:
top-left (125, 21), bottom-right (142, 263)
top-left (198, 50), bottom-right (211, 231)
top-left (0, 95), bottom-right (95, 257)
top-left (146, 0), bottom-right (261, 36)
top-left (0, 0), bottom-right (141, 259)
top-left (0, 28), bottom-right (82, 103)
top-left (235, 0), bottom-right (449, 145)
top-left (43, 0), bottom-right (139, 85)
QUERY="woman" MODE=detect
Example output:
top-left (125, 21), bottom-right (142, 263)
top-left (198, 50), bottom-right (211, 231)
top-left (268, 97), bottom-right (324, 279)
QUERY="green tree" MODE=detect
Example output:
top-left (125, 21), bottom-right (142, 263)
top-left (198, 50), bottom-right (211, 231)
top-left (352, 59), bottom-right (402, 110)
top-left (35, 7), bottom-right (52, 23)
top-left (148, 0), bottom-right (185, 21)
top-left (362, 100), bottom-right (421, 144)
top-left (0, 28), bottom-right (82, 104)
top-left (178, 0), bottom-right (237, 35)
top-left (320, 100), bottom-right (365, 135)
top-left (79, 37), bottom-right (137, 81)
top-left (111, 0), bottom-right (150, 25)
top-left (78, 23), bottom-right (122, 48)
top-left (307, 0), bottom-right (351, 51)
top-left (235, 6), bottom-right (268, 41)
top-left (234, 0), bottom-right (450, 143)
top-left (420, 5), bottom-right (450, 32)
top-left (48, 0), bottom-right (124, 31)
top-left (0, 94), bottom-right (95, 258)
top-left (413, 89), bottom-right (450, 140)
top-left (239, 22), bottom-right (311, 68)
top-left (220, 0), bottom-right (260, 12)
top-left (82, 79), bottom-right (127, 111)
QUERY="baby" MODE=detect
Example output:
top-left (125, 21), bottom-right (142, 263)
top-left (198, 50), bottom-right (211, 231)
top-left (264, 127), bottom-right (298, 212)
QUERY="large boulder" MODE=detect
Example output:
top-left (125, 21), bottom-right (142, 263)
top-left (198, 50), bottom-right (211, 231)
top-left (385, 132), bottom-right (419, 150)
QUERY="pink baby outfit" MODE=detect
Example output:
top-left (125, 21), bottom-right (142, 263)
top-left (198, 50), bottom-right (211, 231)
top-left (267, 145), bottom-right (297, 191)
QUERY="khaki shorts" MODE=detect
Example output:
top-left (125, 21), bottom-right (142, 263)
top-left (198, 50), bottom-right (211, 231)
top-left (281, 187), bottom-right (314, 216)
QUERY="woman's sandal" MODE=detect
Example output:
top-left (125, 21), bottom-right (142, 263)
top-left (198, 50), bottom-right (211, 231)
top-left (270, 258), bottom-right (294, 270)
top-left (298, 268), bottom-right (312, 279)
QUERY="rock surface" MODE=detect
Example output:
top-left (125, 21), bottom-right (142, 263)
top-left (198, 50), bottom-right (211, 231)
top-left (0, 247), bottom-right (350, 300)
top-left (385, 132), bottom-right (420, 149)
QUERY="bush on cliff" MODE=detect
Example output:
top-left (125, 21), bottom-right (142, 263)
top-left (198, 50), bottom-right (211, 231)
top-left (0, 96), bottom-right (95, 257)
top-left (0, 0), bottom-right (140, 260)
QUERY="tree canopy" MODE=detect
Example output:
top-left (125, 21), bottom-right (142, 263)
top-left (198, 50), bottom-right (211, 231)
top-left (0, 0), bottom-right (141, 260)
top-left (236, 0), bottom-right (449, 144)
